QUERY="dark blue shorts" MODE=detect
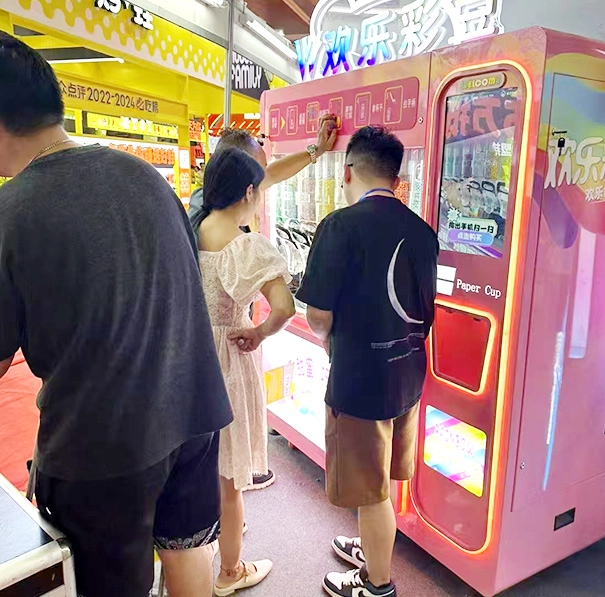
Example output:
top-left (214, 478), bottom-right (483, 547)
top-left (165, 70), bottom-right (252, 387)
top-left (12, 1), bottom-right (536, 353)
top-left (36, 433), bottom-right (220, 597)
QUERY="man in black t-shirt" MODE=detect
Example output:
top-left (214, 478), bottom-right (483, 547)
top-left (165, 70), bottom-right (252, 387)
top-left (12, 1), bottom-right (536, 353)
top-left (0, 34), bottom-right (231, 597)
top-left (297, 126), bottom-right (438, 597)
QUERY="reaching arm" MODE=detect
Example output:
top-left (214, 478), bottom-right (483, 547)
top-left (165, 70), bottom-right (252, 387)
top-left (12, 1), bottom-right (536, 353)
top-left (261, 151), bottom-right (315, 191)
top-left (228, 277), bottom-right (295, 353)
top-left (0, 354), bottom-right (14, 379)
top-left (260, 114), bottom-right (338, 191)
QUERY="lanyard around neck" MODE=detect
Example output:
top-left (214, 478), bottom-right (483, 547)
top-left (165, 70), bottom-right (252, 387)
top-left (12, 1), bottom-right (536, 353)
top-left (359, 188), bottom-right (396, 202)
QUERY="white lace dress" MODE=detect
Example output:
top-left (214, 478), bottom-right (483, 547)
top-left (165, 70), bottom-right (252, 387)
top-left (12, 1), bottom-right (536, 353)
top-left (199, 233), bottom-right (291, 490)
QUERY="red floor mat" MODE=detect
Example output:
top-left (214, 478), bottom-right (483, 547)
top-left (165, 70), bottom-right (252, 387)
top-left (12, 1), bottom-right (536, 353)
top-left (0, 352), bottom-right (40, 491)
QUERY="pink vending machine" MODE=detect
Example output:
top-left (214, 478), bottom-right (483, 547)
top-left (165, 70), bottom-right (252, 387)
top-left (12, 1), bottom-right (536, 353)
top-left (260, 27), bottom-right (605, 596)
top-left (401, 28), bottom-right (605, 596)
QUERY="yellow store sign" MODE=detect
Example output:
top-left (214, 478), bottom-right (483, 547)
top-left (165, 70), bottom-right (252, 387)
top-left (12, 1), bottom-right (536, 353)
top-left (56, 73), bottom-right (189, 125)
top-left (5, 0), bottom-right (227, 86)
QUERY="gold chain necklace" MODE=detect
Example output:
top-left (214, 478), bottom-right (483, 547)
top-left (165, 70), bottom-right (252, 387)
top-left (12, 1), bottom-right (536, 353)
top-left (28, 138), bottom-right (73, 166)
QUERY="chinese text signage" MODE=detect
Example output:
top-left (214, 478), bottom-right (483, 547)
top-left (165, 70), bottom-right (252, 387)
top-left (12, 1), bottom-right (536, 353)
top-left (538, 74), bottom-right (605, 237)
top-left (56, 74), bottom-right (189, 125)
top-left (268, 77), bottom-right (419, 142)
top-left (109, 143), bottom-right (176, 166)
top-left (296, 0), bottom-right (504, 81)
top-left (58, 76), bottom-right (160, 114)
top-left (189, 120), bottom-right (203, 142)
top-left (545, 136), bottom-right (605, 203)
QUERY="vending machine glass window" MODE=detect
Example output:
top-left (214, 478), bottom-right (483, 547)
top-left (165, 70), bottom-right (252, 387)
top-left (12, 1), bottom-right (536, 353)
top-left (268, 152), bottom-right (346, 311)
top-left (438, 87), bottom-right (518, 258)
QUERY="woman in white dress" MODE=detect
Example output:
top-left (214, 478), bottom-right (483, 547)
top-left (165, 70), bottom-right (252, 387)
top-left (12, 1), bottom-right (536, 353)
top-left (197, 147), bottom-right (295, 595)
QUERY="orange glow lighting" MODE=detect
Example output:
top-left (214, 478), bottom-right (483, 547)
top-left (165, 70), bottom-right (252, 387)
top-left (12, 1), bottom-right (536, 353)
top-left (411, 59), bottom-right (534, 556)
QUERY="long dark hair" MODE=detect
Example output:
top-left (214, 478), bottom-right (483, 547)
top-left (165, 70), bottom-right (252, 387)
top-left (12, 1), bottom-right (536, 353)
top-left (198, 147), bottom-right (265, 223)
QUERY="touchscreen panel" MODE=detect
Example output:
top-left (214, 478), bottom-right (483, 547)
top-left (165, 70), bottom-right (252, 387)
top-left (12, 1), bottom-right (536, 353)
top-left (438, 88), bottom-right (518, 258)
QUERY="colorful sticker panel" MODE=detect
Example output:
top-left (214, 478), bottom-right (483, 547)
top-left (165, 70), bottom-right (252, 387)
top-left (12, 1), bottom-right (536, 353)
top-left (424, 406), bottom-right (487, 498)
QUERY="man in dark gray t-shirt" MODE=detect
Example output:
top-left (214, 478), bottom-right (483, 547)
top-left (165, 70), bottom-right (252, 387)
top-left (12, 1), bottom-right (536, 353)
top-left (0, 33), bottom-right (231, 597)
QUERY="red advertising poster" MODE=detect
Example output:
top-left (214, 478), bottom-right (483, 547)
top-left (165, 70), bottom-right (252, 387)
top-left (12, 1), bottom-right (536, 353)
top-left (268, 77), bottom-right (420, 141)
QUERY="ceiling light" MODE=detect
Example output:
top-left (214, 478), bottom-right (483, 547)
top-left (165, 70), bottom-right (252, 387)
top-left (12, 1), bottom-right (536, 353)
top-left (244, 113), bottom-right (261, 120)
top-left (48, 57), bottom-right (125, 64)
top-left (245, 19), bottom-right (298, 61)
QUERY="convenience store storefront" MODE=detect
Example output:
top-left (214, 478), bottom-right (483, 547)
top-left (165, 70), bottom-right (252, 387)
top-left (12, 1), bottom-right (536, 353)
top-left (0, 0), bottom-right (276, 204)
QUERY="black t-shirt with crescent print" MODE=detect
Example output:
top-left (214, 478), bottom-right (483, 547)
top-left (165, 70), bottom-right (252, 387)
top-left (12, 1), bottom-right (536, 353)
top-left (297, 196), bottom-right (438, 421)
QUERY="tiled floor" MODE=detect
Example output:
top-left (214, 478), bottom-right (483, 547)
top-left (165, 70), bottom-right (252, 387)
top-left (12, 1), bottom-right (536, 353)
top-left (219, 435), bottom-right (605, 597)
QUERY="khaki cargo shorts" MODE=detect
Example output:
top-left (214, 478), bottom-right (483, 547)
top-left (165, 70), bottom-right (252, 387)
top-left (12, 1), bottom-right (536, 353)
top-left (325, 402), bottom-right (420, 509)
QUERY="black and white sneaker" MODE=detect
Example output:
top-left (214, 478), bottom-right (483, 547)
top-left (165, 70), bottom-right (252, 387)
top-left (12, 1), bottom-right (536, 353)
top-left (243, 470), bottom-right (276, 491)
top-left (332, 536), bottom-right (366, 568)
top-left (323, 569), bottom-right (396, 597)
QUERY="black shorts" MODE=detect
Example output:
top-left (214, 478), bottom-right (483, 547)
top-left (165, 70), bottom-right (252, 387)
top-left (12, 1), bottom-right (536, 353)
top-left (35, 433), bottom-right (220, 597)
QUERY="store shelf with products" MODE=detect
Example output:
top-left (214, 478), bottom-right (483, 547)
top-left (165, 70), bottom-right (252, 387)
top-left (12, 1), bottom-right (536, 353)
top-left (73, 135), bottom-right (179, 191)
top-left (64, 106), bottom-right (182, 191)
top-left (204, 113), bottom-right (265, 161)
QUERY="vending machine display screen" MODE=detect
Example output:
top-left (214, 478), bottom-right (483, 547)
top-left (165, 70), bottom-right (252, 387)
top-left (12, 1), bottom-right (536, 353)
top-left (438, 87), bottom-right (518, 258)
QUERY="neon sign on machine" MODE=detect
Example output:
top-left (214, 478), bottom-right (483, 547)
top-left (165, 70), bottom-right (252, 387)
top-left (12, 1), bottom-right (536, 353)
top-left (296, 0), bottom-right (504, 81)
